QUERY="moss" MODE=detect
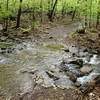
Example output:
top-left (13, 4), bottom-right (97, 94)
top-left (45, 43), bottom-right (65, 50)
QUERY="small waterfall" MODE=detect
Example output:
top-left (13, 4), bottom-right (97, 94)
top-left (89, 55), bottom-right (100, 65)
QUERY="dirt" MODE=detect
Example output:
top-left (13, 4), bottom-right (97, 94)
top-left (11, 86), bottom-right (83, 100)
top-left (11, 83), bottom-right (100, 100)
top-left (34, 22), bottom-right (79, 44)
top-left (70, 29), bottom-right (100, 55)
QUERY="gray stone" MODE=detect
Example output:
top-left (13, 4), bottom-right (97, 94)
top-left (80, 65), bottom-right (93, 74)
top-left (0, 24), bottom-right (3, 31)
top-left (55, 78), bottom-right (73, 89)
top-left (62, 58), bottom-right (83, 67)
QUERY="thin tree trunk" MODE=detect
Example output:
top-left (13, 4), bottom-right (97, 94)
top-left (5, 0), bottom-right (9, 31)
top-left (89, 0), bottom-right (92, 28)
top-left (72, 8), bottom-right (76, 21)
top-left (47, 0), bottom-right (58, 22)
top-left (96, 1), bottom-right (100, 28)
top-left (84, 0), bottom-right (88, 27)
top-left (96, 12), bottom-right (100, 28)
top-left (16, 0), bottom-right (22, 28)
top-left (85, 15), bottom-right (88, 27)
top-left (61, 2), bottom-right (66, 18)
top-left (72, 0), bottom-right (80, 21)
top-left (40, 0), bottom-right (43, 22)
top-left (32, 8), bottom-right (36, 21)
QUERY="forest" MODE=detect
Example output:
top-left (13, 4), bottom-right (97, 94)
top-left (0, 0), bottom-right (100, 30)
top-left (0, 0), bottom-right (100, 100)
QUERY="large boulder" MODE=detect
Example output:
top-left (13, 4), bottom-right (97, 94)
top-left (55, 78), bottom-right (73, 89)
top-left (80, 65), bottom-right (93, 74)
top-left (69, 59), bottom-right (83, 67)
top-left (60, 63), bottom-right (83, 82)
top-left (62, 58), bottom-right (83, 68)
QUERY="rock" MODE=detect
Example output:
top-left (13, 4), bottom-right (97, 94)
top-left (64, 49), bottom-right (69, 52)
top-left (98, 34), bottom-right (100, 39)
top-left (69, 46), bottom-right (79, 55)
top-left (69, 59), bottom-right (83, 67)
top-left (62, 57), bottom-right (83, 67)
top-left (87, 38), bottom-right (95, 43)
top-left (70, 68), bottom-right (83, 77)
top-left (75, 82), bottom-right (81, 87)
top-left (80, 65), bottom-right (93, 74)
top-left (46, 71), bottom-right (59, 80)
top-left (7, 48), bottom-right (15, 53)
top-left (61, 63), bottom-right (83, 78)
top-left (79, 51), bottom-right (88, 57)
top-left (36, 70), bottom-right (55, 88)
top-left (66, 72), bottom-right (77, 82)
top-left (0, 49), bottom-right (7, 54)
top-left (36, 76), bottom-right (44, 84)
top-left (0, 36), bottom-right (7, 42)
top-left (0, 24), bottom-right (3, 31)
top-left (0, 43), bottom-right (16, 54)
top-left (55, 78), bottom-right (73, 89)
top-left (79, 85), bottom-right (94, 94)
top-left (83, 48), bottom-right (88, 52)
top-left (1, 47), bottom-right (6, 50)
top-left (49, 36), bottom-right (53, 39)
top-left (76, 28), bottom-right (86, 34)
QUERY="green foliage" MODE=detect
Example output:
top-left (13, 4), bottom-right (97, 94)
top-left (0, 0), bottom-right (99, 26)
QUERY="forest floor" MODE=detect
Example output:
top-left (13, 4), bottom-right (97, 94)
top-left (0, 17), bottom-right (100, 100)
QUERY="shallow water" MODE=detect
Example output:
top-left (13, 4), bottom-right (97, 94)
top-left (0, 40), bottom-right (67, 99)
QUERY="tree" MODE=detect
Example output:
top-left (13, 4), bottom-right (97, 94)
top-left (16, 0), bottom-right (23, 28)
top-left (96, 1), bottom-right (100, 28)
top-left (47, 0), bottom-right (58, 21)
top-left (5, 0), bottom-right (9, 31)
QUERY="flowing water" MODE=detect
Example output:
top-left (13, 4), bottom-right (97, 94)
top-left (0, 40), bottom-right (68, 99)
top-left (0, 39), bottom-right (100, 100)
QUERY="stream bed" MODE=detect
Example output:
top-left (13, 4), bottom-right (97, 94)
top-left (0, 38), bottom-right (100, 100)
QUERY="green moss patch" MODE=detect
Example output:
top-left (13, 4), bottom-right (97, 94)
top-left (45, 43), bottom-right (65, 50)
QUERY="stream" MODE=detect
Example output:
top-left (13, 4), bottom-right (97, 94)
top-left (0, 24), bottom-right (100, 100)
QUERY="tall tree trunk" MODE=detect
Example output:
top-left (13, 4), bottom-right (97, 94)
top-left (40, 0), bottom-right (43, 22)
top-left (72, 0), bottom-right (80, 21)
top-left (96, 1), bottom-right (100, 28)
top-left (61, 2), bottom-right (66, 18)
top-left (72, 8), bottom-right (76, 21)
top-left (84, 0), bottom-right (88, 27)
top-left (5, 0), bottom-right (9, 31)
top-left (96, 12), bottom-right (100, 28)
top-left (47, 0), bottom-right (58, 22)
top-left (16, 0), bottom-right (22, 28)
top-left (85, 15), bottom-right (88, 27)
top-left (89, 0), bottom-right (92, 28)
